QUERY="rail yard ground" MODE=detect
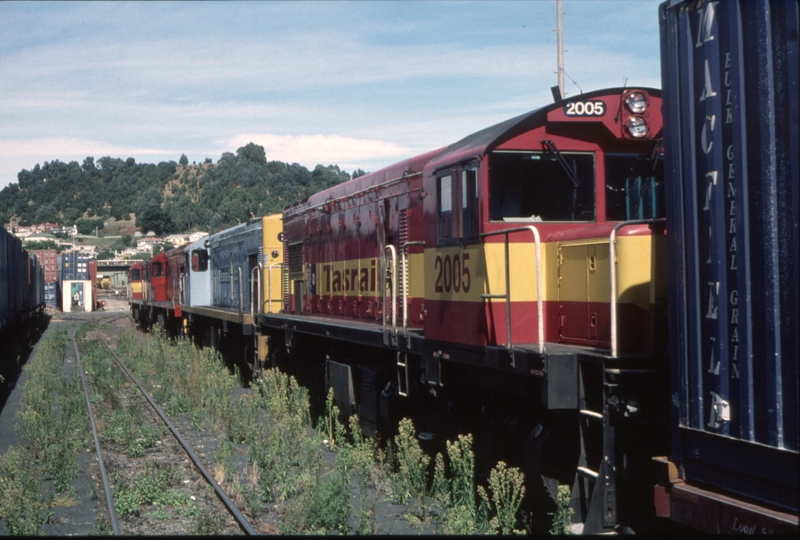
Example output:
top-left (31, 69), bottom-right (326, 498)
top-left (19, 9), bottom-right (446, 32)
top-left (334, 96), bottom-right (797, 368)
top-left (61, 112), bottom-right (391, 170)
top-left (0, 312), bottom-right (543, 535)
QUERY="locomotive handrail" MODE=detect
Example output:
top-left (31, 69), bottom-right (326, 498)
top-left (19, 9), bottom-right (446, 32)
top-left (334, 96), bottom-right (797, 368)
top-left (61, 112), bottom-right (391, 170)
top-left (267, 262), bottom-right (283, 313)
top-left (383, 245), bottom-right (398, 342)
top-left (401, 241), bottom-right (425, 337)
top-left (250, 264), bottom-right (261, 326)
top-left (480, 225), bottom-right (544, 359)
top-left (609, 219), bottom-right (655, 358)
top-left (238, 266), bottom-right (244, 321)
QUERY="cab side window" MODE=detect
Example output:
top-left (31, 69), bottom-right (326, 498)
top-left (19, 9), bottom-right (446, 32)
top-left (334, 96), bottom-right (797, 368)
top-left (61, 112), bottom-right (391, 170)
top-left (436, 163), bottom-right (479, 245)
top-left (152, 261), bottom-right (163, 277)
top-left (191, 249), bottom-right (208, 272)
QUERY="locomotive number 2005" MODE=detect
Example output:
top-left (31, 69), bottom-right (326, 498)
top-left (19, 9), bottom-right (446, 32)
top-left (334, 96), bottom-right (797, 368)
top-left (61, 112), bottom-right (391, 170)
top-left (564, 100), bottom-right (606, 116)
top-left (434, 253), bottom-right (471, 293)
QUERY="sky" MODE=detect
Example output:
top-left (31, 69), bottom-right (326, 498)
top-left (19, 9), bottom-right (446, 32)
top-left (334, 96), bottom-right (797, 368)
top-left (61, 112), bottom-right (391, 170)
top-left (0, 1), bottom-right (664, 190)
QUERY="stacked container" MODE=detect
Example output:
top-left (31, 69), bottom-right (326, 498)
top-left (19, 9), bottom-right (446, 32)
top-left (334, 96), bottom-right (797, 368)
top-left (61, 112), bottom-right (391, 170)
top-left (59, 252), bottom-right (92, 312)
top-left (30, 249), bottom-right (58, 282)
top-left (30, 249), bottom-right (58, 308)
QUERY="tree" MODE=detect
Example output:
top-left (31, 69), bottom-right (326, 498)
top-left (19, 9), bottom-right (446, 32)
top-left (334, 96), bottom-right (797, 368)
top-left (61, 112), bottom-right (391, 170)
top-left (179, 154), bottom-right (189, 166)
top-left (25, 240), bottom-right (60, 252)
top-left (82, 157), bottom-right (96, 171)
top-left (34, 204), bottom-right (58, 224)
top-left (236, 143), bottom-right (267, 166)
top-left (75, 218), bottom-right (104, 235)
top-left (352, 168), bottom-right (367, 179)
top-left (136, 204), bottom-right (174, 236)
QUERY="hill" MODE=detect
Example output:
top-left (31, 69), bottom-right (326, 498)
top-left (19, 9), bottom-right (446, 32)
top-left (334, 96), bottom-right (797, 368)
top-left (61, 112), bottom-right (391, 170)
top-left (0, 142), bottom-right (360, 236)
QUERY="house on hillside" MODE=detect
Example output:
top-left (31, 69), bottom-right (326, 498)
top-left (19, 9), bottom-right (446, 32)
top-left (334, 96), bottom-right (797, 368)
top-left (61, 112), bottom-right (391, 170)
top-left (31, 222), bottom-right (60, 234)
top-left (72, 244), bottom-right (98, 256)
top-left (165, 233), bottom-right (189, 246)
top-left (120, 248), bottom-right (141, 259)
top-left (136, 237), bottom-right (163, 255)
top-left (22, 232), bottom-right (58, 244)
top-left (187, 231), bottom-right (209, 243)
top-left (136, 237), bottom-right (163, 249)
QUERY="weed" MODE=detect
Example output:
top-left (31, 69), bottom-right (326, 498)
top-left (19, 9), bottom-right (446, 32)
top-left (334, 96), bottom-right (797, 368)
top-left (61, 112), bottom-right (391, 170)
top-left (280, 469), bottom-right (351, 534)
top-left (433, 433), bottom-right (500, 534)
top-left (388, 418), bottom-right (430, 506)
top-left (154, 507), bottom-right (169, 520)
top-left (15, 327), bottom-right (86, 497)
top-left (322, 387), bottom-right (344, 448)
top-left (195, 512), bottom-right (226, 535)
top-left (339, 414), bottom-right (380, 534)
top-left (106, 406), bottom-right (160, 458)
top-left (92, 515), bottom-right (112, 536)
top-left (180, 503), bottom-right (202, 518)
top-left (112, 463), bottom-right (184, 515)
top-left (477, 461), bottom-right (526, 534)
top-left (0, 446), bottom-right (48, 535)
top-left (250, 368), bottom-right (322, 503)
top-left (549, 484), bottom-right (573, 535)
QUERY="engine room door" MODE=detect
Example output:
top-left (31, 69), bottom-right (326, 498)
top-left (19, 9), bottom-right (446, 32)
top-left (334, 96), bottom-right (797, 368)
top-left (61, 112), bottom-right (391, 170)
top-left (558, 240), bottom-right (610, 342)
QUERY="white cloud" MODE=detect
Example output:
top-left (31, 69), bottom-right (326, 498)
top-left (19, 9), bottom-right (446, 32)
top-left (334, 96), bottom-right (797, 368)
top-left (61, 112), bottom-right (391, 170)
top-left (0, 137), bottom-right (173, 160)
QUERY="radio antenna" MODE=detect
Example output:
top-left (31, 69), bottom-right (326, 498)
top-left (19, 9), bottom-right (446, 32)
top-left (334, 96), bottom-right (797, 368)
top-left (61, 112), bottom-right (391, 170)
top-left (556, 0), bottom-right (565, 99)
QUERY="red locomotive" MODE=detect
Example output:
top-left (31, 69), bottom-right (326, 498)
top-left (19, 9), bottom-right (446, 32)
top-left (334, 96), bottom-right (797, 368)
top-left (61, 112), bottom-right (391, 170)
top-left (261, 87), bottom-right (668, 532)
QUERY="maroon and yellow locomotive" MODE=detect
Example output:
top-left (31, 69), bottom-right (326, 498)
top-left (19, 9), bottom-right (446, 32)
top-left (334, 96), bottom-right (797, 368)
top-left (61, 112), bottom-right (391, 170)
top-left (259, 87), bottom-right (667, 532)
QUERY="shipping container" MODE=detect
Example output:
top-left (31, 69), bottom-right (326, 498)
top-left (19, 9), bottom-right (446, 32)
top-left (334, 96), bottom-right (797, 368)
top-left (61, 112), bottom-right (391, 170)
top-left (0, 226), bottom-right (10, 331)
top-left (60, 252), bottom-right (90, 281)
top-left (30, 249), bottom-right (58, 283)
top-left (61, 280), bottom-right (93, 313)
top-left (658, 0), bottom-right (798, 533)
top-left (44, 282), bottom-right (57, 308)
top-left (89, 260), bottom-right (97, 311)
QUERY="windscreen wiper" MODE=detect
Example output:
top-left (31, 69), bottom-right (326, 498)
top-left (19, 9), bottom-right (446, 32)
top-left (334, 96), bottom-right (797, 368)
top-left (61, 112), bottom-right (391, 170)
top-left (542, 139), bottom-right (581, 219)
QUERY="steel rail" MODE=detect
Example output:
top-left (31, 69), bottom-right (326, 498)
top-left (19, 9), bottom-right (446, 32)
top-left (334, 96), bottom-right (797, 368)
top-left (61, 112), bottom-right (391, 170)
top-left (97, 338), bottom-right (257, 535)
top-left (72, 327), bottom-right (120, 535)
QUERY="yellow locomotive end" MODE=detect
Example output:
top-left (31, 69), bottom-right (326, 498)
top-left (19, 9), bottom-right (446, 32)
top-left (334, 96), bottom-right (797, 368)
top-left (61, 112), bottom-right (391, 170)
top-left (261, 214), bottom-right (284, 314)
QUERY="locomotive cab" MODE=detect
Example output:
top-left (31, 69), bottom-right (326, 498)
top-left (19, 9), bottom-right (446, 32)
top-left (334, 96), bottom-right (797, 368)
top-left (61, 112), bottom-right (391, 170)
top-left (421, 87), bottom-right (666, 358)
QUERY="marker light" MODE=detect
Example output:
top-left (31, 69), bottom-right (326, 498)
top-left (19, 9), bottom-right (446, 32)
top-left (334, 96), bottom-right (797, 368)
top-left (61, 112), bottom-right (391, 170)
top-left (627, 116), bottom-right (648, 138)
top-left (625, 91), bottom-right (647, 113)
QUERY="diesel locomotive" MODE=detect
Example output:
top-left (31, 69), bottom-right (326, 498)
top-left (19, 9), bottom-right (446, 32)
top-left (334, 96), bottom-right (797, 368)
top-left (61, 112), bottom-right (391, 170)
top-left (130, 86), bottom-right (672, 532)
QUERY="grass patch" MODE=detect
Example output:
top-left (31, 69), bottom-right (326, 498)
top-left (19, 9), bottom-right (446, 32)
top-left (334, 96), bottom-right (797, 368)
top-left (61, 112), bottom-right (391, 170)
top-left (113, 462), bottom-right (187, 516)
top-left (0, 446), bottom-right (52, 535)
top-left (8, 324), bottom-right (87, 535)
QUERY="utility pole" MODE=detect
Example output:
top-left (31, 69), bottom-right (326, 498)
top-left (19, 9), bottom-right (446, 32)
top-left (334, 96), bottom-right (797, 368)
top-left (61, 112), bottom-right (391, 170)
top-left (557, 0), bottom-right (565, 99)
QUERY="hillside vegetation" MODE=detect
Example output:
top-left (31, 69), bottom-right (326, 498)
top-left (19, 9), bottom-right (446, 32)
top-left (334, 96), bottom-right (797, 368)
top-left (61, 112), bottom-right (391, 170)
top-left (0, 143), bottom-right (361, 235)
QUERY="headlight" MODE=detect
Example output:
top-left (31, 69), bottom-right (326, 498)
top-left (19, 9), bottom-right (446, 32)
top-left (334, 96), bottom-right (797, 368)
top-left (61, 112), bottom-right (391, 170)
top-left (625, 91), bottom-right (647, 113)
top-left (627, 116), bottom-right (648, 138)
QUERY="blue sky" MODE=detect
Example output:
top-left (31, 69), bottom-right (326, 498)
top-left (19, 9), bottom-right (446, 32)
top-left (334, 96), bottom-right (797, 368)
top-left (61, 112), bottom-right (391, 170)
top-left (0, 1), bottom-right (664, 189)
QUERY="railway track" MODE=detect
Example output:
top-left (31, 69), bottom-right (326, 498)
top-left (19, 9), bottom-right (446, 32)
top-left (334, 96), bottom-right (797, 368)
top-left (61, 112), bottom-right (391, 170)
top-left (71, 318), bottom-right (255, 535)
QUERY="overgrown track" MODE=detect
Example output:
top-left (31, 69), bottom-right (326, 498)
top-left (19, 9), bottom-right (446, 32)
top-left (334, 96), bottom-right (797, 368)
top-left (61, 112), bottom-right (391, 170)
top-left (72, 318), bottom-right (250, 535)
top-left (94, 337), bottom-right (256, 534)
top-left (72, 326), bottom-right (119, 534)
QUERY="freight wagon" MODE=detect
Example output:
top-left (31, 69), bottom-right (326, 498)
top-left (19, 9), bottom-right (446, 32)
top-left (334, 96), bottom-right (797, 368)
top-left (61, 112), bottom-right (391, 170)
top-left (655, 0), bottom-right (798, 533)
top-left (1, 225), bottom-right (44, 335)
